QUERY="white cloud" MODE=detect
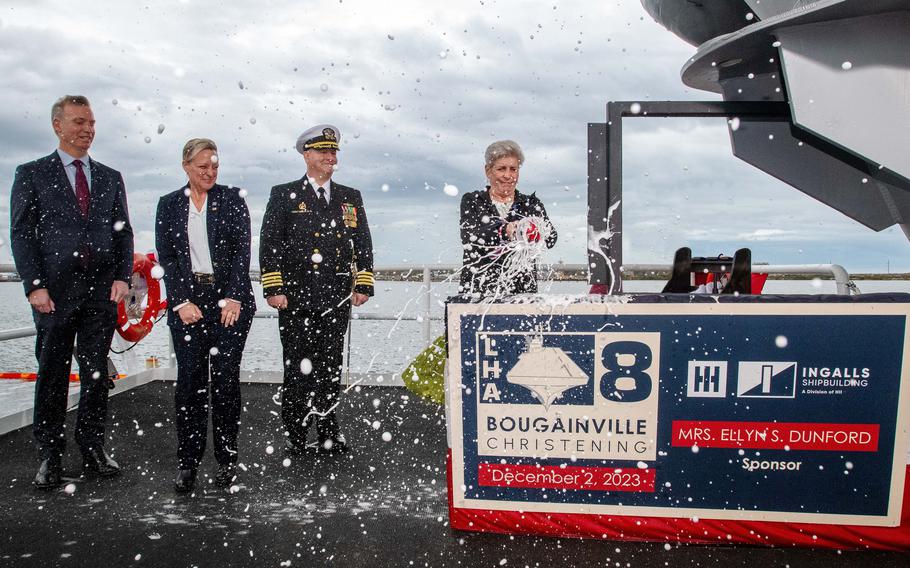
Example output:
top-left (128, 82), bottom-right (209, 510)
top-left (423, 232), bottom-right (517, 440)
top-left (0, 0), bottom-right (906, 274)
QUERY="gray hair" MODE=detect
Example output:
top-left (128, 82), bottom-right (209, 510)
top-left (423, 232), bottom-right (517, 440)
top-left (484, 140), bottom-right (524, 169)
top-left (51, 95), bottom-right (91, 121)
top-left (182, 138), bottom-right (218, 163)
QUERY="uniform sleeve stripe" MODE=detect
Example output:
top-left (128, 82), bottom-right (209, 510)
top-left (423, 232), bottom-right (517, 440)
top-left (262, 282), bottom-right (283, 289)
top-left (261, 272), bottom-right (283, 279)
top-left (261, 278), bottom-right (284, 285)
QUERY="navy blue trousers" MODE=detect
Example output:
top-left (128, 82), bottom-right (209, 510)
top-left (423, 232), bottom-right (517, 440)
top-left (32, 299), bottom-right (117, 461)
top-left (170, 284), bottom-right (252, 469)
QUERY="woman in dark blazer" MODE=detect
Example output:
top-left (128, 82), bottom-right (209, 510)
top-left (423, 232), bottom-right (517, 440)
top-left (459, 140), bottom-right (557, 298)
top-left (155, 138), bottom-right (255, 493)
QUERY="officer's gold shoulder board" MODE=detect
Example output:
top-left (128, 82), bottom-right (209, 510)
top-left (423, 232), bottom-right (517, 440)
top-left (342, 203), bottom-right (358, 227)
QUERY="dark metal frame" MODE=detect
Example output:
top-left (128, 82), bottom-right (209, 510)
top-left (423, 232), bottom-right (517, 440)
top-left (587, 100), bottom-right (791, 291)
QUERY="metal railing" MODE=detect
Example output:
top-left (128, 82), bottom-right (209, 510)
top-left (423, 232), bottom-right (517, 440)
top-left (0, 262), bottom-right (861, 346)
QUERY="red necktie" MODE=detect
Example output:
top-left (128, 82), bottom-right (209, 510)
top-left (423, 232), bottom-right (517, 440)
top-left (73, 159), bottom-right (90, 218)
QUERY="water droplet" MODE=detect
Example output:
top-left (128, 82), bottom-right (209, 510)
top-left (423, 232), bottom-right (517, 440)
top-left (775, 335), bottom-right (788, 348)
top-left (64, 483), bottom-right (76, 494)
top-left (157, 124), bottom-right (165, 134)
top-left (238, 188), bottom-right (248, 198)
top-left (382, 432), bottom-right (392, 442)
top-left (249, 117), bottom-right (257, 125)
top-left (150, 265), bottom-right (165, 279)
top-left (210, 347), bottom-right (219, 356)
top-left (841, 61), bottom-right (853, 71)
top-left (282, 458), bottom-right (291, 467)
top-left (111, 99), bottom-right (118, 106)
top-left (320, 83), bottom-right (329, 92)
top-left (114, 220), bottom-right (125, 232)
top-left (629, 103), bottom-right (641, 115)
top-left (443, 184), bottom-right (459, 197)
top-left (729, 117), bottom-right (741, 131)
top-left (300, 358), bottom-right (313, 374)
top-left (265, 445), bottom-right (274, 455)
top-left (381, 183), bottom-right (390, 192)
top-left (238, 80), bottom-right (245, 90)
top-left (144, 136), bottom-right (152, 144)
top-left (311, 253), bottom-right (323, 264)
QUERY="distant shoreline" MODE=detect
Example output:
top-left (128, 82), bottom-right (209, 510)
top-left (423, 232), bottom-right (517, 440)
top-left (370, 269), bottom-right (910, 282)
top-left (1, 271), bottom-right (907, 284)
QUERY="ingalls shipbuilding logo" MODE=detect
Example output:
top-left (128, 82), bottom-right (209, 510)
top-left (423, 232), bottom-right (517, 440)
top-left (687, 361), bottom-right (728, 397)
top-left (737, 362), bottom-right (797, 398)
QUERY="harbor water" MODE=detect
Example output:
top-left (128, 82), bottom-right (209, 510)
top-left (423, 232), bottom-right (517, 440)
top-left (1, 278), bottom-right (909, 380)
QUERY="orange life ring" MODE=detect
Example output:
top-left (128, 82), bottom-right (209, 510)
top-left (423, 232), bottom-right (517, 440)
top-left (116, 253), bottom-right (166, 342)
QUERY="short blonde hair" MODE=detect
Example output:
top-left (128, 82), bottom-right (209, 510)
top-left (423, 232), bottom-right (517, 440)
top-left (484, 140), bottom-right (524, 169)
top-left (182, 138), bottom-right (218, 163)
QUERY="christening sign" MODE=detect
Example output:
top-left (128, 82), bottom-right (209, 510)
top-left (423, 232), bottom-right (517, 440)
top-left (445, 295), bottom-right (910, 528)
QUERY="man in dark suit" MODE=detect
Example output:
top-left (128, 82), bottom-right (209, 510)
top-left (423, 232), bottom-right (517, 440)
top-left (9, 95), bottom-right (133, 489)
top-left (259, 124), bottom-right (374, 455)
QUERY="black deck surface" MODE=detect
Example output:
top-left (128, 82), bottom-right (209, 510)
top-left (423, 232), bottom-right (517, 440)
top-left (0, 382), bottom-right (906, 567)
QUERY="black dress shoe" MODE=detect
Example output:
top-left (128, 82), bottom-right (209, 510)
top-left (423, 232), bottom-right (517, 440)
top-left (82, 448), bottom-right (120, 477)
top-left (215, 464), bottom-right (236, 487)
top-left (284, 438), bottom-right (309, 455)
top-left (317, 433), bottom-right (348, 454)
top-left (174, 468), bottom-right (197, 494)
top-left (34, 459), bottom-right (63, 490)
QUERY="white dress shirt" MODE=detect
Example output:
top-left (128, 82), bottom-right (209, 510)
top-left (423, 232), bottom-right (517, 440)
top-left (57, 148), bottom-right (92, 193)
top-left (172, 190), bottom-right (238, 311)
top-left (188, 194), bottom-right (214, 274)
top-left (308, 177), bottom-right (330, 205)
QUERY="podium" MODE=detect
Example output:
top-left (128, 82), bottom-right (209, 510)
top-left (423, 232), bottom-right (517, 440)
top-left (445, 293), bottom-right (910, 550)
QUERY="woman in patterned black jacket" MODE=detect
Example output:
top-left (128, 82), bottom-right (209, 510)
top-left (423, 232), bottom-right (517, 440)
top-left (459, 140), bottom-right (557, 298)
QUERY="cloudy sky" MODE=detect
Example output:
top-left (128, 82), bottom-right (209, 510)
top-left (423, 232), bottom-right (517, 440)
top-left (1, 0), bottom-right (908, 273)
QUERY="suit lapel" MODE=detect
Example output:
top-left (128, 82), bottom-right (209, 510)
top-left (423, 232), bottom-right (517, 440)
top-left (206, 185), bottom-right (221, 263)
top-left (301, 176), bottom-right (320, 211)
top-left (176, 187), bottom-right (193, 275)
top-left (328, 180), bottom-right (342, 214)
top-left (45, 151), bottom-right (82, 218)
top-left (87, 158), bottom-right (107, 219)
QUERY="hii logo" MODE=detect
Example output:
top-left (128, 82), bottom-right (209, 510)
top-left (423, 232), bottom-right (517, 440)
top-left (737, 362), bottom-right (797, 398)
top-left (687, 361), bottom-right (727, 398)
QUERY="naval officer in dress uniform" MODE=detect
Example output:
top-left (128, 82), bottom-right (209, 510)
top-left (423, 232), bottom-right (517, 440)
top-left (259, 124), bottom-right (374, 454)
